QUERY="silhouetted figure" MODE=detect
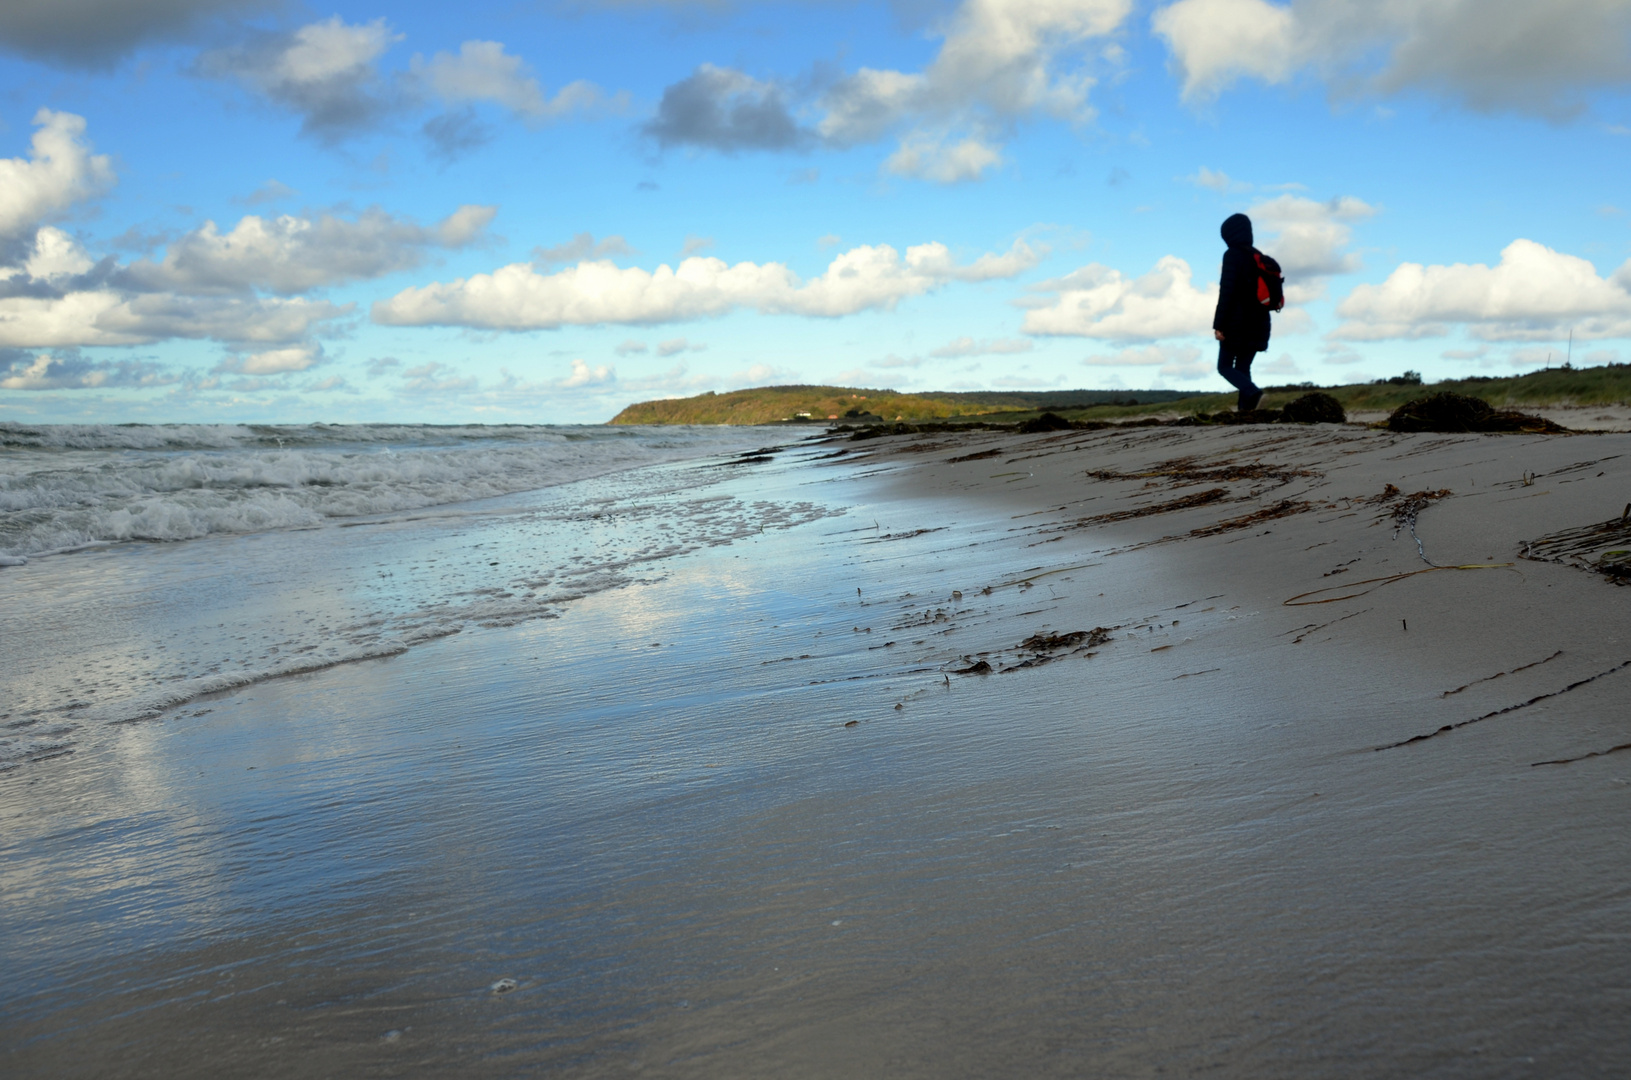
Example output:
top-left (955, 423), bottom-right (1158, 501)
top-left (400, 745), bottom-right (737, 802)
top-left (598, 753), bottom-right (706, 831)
top-left (1213, 213), bottom-right (1272, 411)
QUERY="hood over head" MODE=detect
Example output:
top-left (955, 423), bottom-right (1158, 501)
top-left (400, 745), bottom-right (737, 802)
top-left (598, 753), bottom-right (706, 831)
top-left (1220, 213), bottom-right (1253, 248)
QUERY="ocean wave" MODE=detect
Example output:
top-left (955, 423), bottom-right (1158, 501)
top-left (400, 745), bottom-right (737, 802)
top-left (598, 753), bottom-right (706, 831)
top-left (0, 421), bottom-right (612, 451)
top-left (1, 473), bottom-right (838, 756)
top-left (0, 423), bottom-right (768, 557)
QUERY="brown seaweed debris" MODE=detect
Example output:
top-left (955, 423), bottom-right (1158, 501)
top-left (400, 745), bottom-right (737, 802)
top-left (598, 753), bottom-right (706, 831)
top-left (1367, 483), bottom-right (1402, 503)
top-left (1441, 650), bottom-right (1564, 697)
top-left (1086, 456), bottom-right (1316, 488)
top-left (1533, 741), bottom-right (1631, 767)
top-left (712, 449), bottom-right (780, 466)
top-left (946, 447), bottom-right (1006, 463)
top-left (1020, 631), bottom-right (1085, 651)
top-left (1186, 498), bottom-right (1315, 538)
top-left (1379, 659), bottom-right (1631, 750)
top-left (1016, 412), bottom-right (1076, 433)
top-left (865, 528), bottom-right (944, 543)
top-left (842, 416), bottom-right (1117, 442)
top-left (1174, 408), bottom-right (1284, 426)
top-left (1075, 487), bottom-right (1230, 525)
top-left (843, 420), bottom-right (1013, 441)
top-left (1020, 627), bottom-right (1112, 651)
top-left (1001, 627), bottom-right (1113, 671)
top-left (951, 660), bottom-right (993, 675)
top-left (1521, 513), bottom-right (1631, 583)
top-left (1389, 488), bottom-right (1452, 522)
top-left (1385, 392), bottom-right (1567, 434)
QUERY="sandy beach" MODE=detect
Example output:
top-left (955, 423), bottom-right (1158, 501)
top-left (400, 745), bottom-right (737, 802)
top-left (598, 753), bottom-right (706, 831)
top-left (5, 419), bottom-right (1630, 1078)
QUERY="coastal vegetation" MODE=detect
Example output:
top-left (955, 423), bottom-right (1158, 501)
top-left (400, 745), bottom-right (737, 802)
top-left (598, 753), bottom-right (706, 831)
top-left (607, 363), bottom-right (1631, 426)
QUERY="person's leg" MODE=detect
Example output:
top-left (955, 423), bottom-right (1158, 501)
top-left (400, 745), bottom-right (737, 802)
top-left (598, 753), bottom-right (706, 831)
top-left (1217, 341), bottom-right (1246, 390)
top-left (1217, 341), bottom-right (1259, 409)
top-left (1234, 348), bottom-right (1261, 410)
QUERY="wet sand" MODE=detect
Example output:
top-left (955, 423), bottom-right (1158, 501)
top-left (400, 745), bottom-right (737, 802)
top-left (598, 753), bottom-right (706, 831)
top-left (5, 422), bottom-right (1631, 1077)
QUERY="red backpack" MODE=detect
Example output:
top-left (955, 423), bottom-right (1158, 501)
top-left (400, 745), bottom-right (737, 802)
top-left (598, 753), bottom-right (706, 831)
top-left (1254, 250), bottom-right (1285, 311)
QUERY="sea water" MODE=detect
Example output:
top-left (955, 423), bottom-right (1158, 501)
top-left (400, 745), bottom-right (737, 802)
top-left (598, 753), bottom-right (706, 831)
top-left (0, 423), bottom-right (814, 766)
top-left (0, 422), bottom-right (779, 559)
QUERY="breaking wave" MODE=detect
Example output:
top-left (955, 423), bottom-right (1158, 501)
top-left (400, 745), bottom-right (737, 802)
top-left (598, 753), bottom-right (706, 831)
top-left (0, 422), bottom-right (767, 558)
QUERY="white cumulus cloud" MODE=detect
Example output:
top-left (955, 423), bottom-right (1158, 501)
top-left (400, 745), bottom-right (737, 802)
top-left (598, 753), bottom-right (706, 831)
top-left (562, 358), bottom-right (615, 387)
top-left (929, 336), bottom-right (1034, 358)
top-left (398, 360), bottom-right (478, 394)
top-left (656, 337), bottom-right (705, 356)
top-left (199, 17), bottom-right (402, 141)
top-left (822, 0), bottom-right (1132, 139)
top-left (0, 109), bottom-right (114, 245)
top-left (1248, 193), bottom-right (1376, 302)
top-left (1153, 0), bottom-right (1631, 115)
top-left (819, 0), bottom-right (1133, 181)
top-left (118, 205), bottom-right (497, 296)
top-left (95, 294), bottom-right (349, 347)
top-left (219, 344), bottom-right (322, 375)
top-left (1152, 0), bottom-right (1297, 101)
top-left (373, 239), bottom-right (1041, 330)
top-left (20, 225), bottom-right (96, 278)
top-left (0, 290), bottom-right (348, 349)
top-left (1028, 192), bottom-right (1373, 345)
top-left (0, 349), bottom-right (176, 390)
top-left (0, 110), bottom-right (370, 376)
top-left (1021, 256), bottom-right (1216, 340)
top-left (413, 40), bottom-right (609, 122)
top-left (885, 133), bottom-right (1004, 184)
top-left (533, 232), bottom-right (636, 267)
top-left (1185, 165), bottom-right (1246, 191)
top-left (1333, 239), bottom-right (1631, 342)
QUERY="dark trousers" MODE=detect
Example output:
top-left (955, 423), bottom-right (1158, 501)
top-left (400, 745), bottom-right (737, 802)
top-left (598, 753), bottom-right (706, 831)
top-left (1217, 341), bottom-right (1260, 410)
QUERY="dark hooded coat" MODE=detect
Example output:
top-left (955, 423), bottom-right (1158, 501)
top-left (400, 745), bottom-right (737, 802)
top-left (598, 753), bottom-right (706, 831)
top-left (1214, 213), bottom-right (1271, 352)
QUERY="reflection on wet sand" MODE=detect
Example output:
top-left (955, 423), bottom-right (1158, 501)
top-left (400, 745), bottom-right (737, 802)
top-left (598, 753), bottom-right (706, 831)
top-left (6, 423), bottom-right (1631, 1077)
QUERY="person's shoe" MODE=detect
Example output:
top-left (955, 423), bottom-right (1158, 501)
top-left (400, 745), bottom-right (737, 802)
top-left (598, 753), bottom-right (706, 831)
top-left (1241, 390), bottom-right (1264, 412)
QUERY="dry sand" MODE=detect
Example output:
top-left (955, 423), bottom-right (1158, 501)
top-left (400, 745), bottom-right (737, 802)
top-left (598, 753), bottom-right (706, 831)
top-left (842, 418), bottom-right (1631, 763)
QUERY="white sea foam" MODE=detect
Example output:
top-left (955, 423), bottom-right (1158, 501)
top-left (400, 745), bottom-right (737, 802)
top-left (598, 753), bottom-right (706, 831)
top-left (1, 432), bottom-right (840, 766)
top-left (0, 423), bottom-right (769, 558)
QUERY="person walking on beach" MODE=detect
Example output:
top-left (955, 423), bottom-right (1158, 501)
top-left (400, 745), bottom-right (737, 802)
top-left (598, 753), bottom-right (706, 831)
top-left (1213, 212), bottom-right (1274, 412)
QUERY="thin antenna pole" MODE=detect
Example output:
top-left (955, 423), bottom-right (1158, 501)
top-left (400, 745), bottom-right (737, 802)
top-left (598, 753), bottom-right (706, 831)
top-left (1567, 328), bottom-right (1573, 368)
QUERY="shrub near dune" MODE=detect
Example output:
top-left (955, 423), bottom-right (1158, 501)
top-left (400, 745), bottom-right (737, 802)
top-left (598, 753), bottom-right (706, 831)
top-left (1279, 393), bottom-right (1347, 425)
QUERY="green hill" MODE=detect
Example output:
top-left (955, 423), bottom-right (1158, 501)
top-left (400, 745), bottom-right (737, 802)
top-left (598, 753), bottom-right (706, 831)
top-left (608, 365), bottom-right (1631, 426)
top-left (608, 385), bottom-right (1190, 425)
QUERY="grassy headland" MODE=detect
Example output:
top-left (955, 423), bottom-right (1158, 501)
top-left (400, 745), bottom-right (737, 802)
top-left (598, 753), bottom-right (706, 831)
top-left (607, 364), bottom-right (1631, 426)
top-left (608, 385), bottom-right (1190, 425)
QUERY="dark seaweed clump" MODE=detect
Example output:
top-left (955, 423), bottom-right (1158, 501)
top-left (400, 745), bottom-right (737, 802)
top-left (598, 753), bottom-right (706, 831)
top-left (1279, 392), bottom-right (1346, 425)
top-left (1015, 412), bottom-right (1076, 433)
top-left (1386, 392), bottom-right (1566, 434)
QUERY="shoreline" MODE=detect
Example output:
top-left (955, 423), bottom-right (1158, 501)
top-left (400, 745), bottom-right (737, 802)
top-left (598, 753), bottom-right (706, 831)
top-left (5, 422), bottom-right (1630, 1077)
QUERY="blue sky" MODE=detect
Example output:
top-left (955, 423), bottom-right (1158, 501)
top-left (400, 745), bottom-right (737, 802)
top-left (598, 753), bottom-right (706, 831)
top-left (1, 0), bottom-right (1629, 423)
